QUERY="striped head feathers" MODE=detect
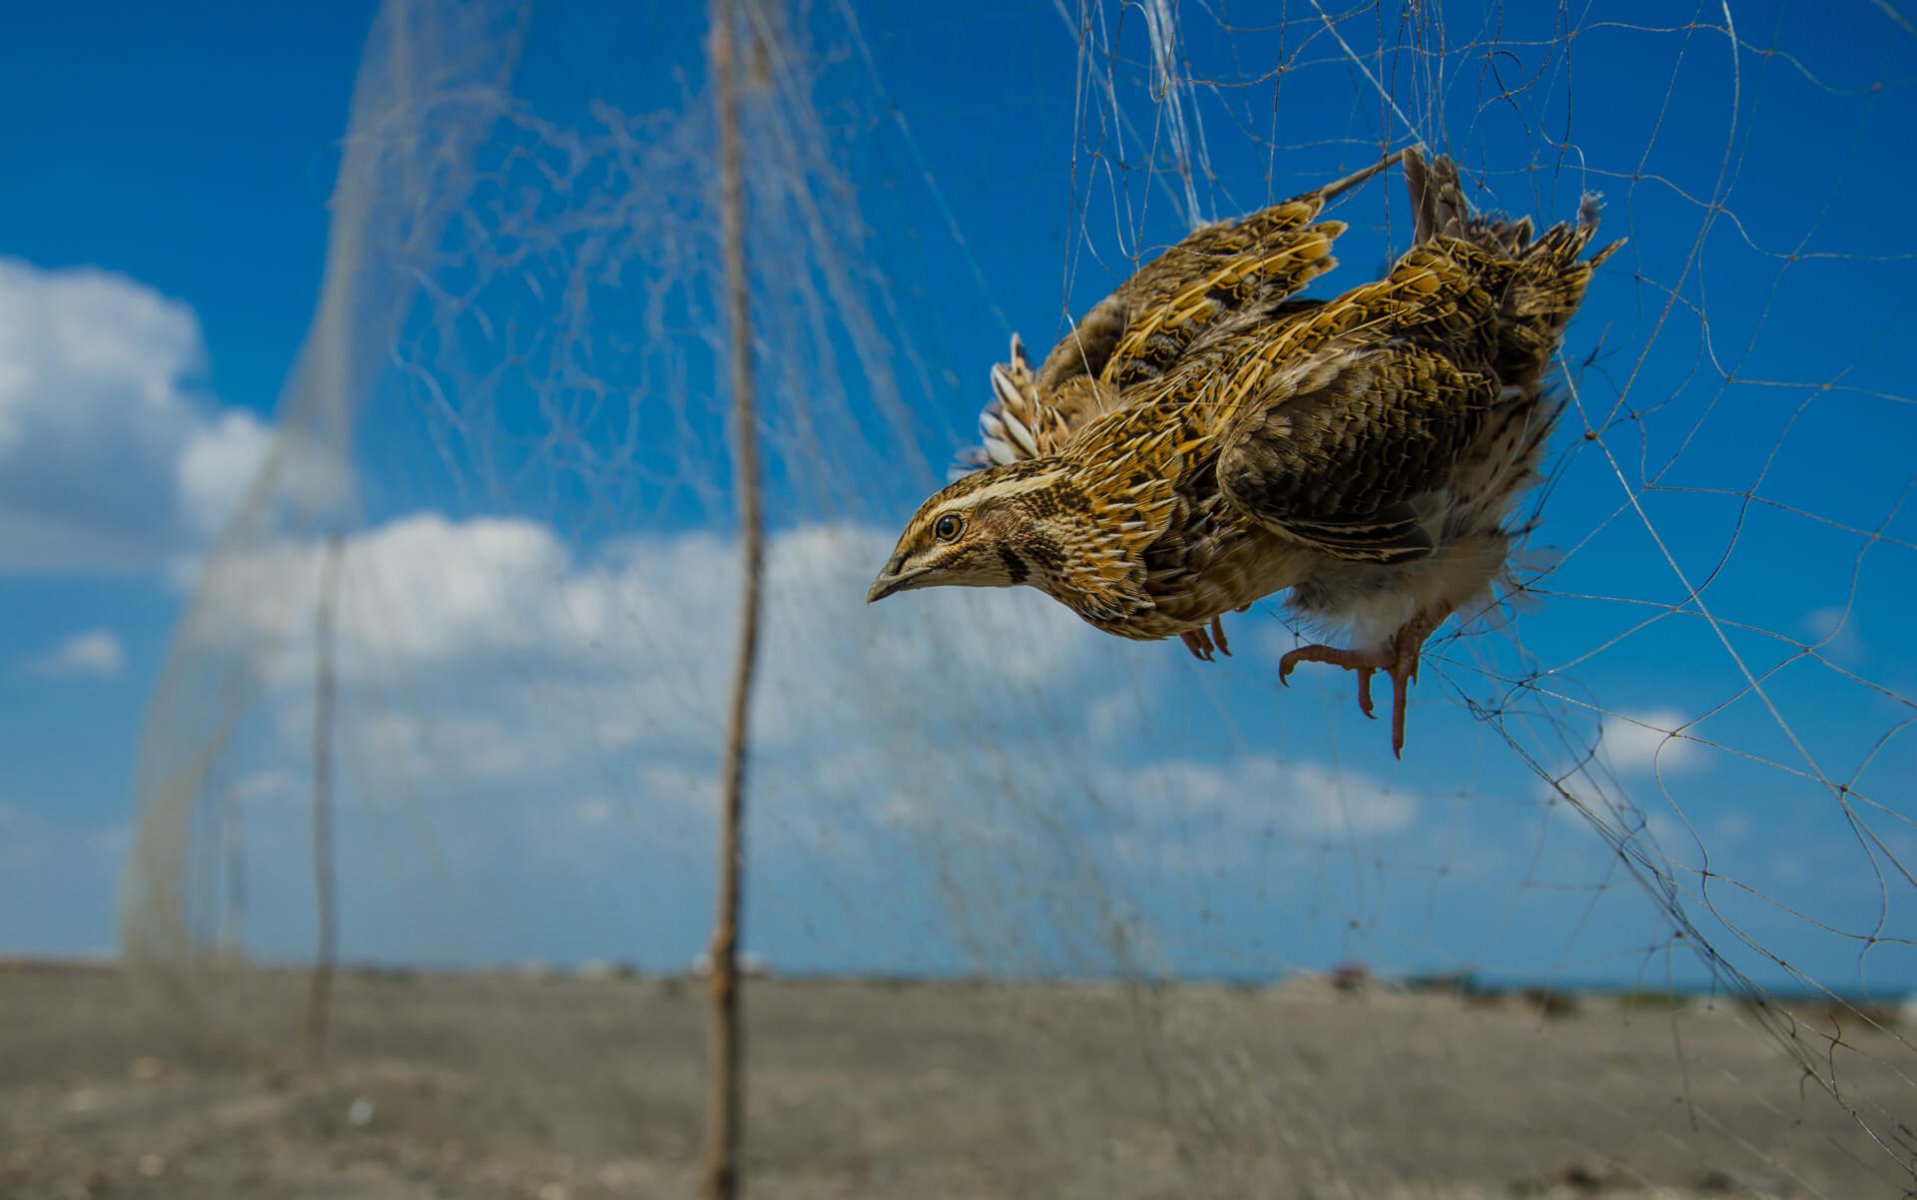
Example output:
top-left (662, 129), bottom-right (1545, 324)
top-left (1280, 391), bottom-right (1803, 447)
top-left (868, 456), bottom-right (1178, 625)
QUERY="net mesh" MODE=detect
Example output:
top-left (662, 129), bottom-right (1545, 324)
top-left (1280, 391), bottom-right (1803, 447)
top-left (119, 0), bottom-right (1917, 1194)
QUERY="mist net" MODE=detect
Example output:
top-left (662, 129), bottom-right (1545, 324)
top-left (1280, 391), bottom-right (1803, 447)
top-left (123, 0), bottom-right (1917, 1194)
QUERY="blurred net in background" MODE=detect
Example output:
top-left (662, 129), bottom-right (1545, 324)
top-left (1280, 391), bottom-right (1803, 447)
top-left (116, 0), bottom-right (1915, 1195)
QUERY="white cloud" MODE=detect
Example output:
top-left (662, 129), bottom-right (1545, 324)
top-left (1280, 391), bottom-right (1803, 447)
top-left (192, 514), bottom-right (1107, 750)
top-left (175, 407), bottom-right (278, 536)
top-left (130, 494), bottom-right (1673, 984)
top-left (1599, 708), bottom-right (1706, 776)
top-left (1802, 606), bottom-right (1866, 662)
top-left (232, 769), bottom-right (298, 803)
top-left (0, 259), bottom-right (334, 573)
top-left (24, 629), bottom-right (125, 679)
top-left (1114, 756), bottom-right (1420, 840)
top-left (153, 506), bottom-right (1469, 932)
top-left (168, 517), bottom-right (1110, 872)
top-left (1097, 754), bottom-right (1426, 877)
top-left (0, 801), bottom-right (130, 872)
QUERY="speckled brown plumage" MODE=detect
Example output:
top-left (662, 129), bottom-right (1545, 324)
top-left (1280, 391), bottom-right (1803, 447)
top-left (872, 147), bottom-right (1619, 756)
top-left (960, 153), bottom-right (1402, 472)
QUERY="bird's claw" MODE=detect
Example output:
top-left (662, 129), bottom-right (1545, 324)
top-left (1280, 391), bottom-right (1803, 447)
top-left (1280, 642), bottom-right (1390, 711)
top-left (1277, 609), bottom-right (1450, 758)
top-left (1181, 628), bottom-right (1215, 662)
top-left (1182, 615), bottom-right (1234, 662)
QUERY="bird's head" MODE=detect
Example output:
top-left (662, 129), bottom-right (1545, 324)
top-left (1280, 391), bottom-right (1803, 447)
top-left (867, 461), bottom-right (1068, 604)
top-left (868, 457), bottom-right (1181, 627)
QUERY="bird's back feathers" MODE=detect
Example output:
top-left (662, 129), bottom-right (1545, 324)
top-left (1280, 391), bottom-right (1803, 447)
top-left (940, 146), bottom-right (1617, 640)
top-left (957, 150), bottom-right (1413, 475)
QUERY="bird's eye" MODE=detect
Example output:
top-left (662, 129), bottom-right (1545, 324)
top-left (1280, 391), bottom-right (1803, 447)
top-left (933, 513), bottom-right (965, 543)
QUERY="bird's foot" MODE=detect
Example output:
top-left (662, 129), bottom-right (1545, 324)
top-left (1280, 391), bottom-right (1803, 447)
top-left (1180, 615), bottom-right (1234, 662)
top-left (1278, 608), bottom-right (1451, 758)
top-left (1181, 629), bottom-right (1214, 661)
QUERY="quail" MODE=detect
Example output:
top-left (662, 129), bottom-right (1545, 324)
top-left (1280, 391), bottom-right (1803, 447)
top-left (870, 148), bottom-right (1617, 756)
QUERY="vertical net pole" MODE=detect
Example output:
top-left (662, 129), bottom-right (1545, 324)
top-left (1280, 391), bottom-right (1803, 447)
top-left (703, 0), bottom-right (761, 1194)
top-left (302, 532), bottom-right (344, 1067)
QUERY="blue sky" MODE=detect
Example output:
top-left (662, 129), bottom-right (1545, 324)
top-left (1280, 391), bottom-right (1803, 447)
top-left (2, 0), bottom-right (1913, 1002)
top-left (0, 2), bottom-right (374, 897)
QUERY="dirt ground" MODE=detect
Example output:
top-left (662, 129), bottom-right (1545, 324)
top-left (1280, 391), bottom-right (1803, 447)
top-left (1, 961), bottom-right (1910, 1199)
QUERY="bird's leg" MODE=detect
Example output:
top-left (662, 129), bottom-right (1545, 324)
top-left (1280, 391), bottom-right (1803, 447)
top-left (1181, 626), bottom-right (1217, 662)
top-left (1181, 614), bottom-right (1237, 662)
top-left (1278, 643), bottom-right (1383, 718)
top-left (1278, 605), bottom-right (1453, 758)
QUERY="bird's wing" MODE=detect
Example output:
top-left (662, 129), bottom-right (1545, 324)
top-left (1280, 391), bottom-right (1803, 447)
top-left (1039, 204), bottom-right (1341, 395)
top-left (956, 337), bottom-right (1124, 472)
top-left (958, 151), bottom-right (1408, 473)
top-left (1209, 145), bottom-right (1619, 563)
top-left (1213, 338), bottom-right (1499, 564)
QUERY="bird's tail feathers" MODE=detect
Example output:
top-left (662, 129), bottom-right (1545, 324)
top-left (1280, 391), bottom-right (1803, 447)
top-left (1405, 148), bottom-right (1472, 245)
top-left (1405, 146), bottom-right (1624, 270)
top-left (950, 333), bottom-right (1048, 479)
top-left (1403, 148), bottom-right (1623, 352)
top-left (1504, 211), bottom-right (1622, 344)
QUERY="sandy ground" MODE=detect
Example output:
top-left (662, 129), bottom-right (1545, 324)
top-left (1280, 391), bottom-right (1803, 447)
top-left (1, 961), bottom-right (1911, 1199)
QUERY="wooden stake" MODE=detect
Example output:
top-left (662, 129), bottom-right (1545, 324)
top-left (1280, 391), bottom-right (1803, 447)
top-left (302, 532), bottom-right (344, 1067)
top-left (703, 1), bottom-right (762, 1194)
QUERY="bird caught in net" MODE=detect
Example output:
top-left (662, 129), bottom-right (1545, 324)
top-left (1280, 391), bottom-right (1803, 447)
top-left (870, 148), bottom-right (1618, 757)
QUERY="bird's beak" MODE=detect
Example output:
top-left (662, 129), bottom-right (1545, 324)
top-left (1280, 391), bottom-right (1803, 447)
top-left (867, 554), bottom-right (928, 604)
